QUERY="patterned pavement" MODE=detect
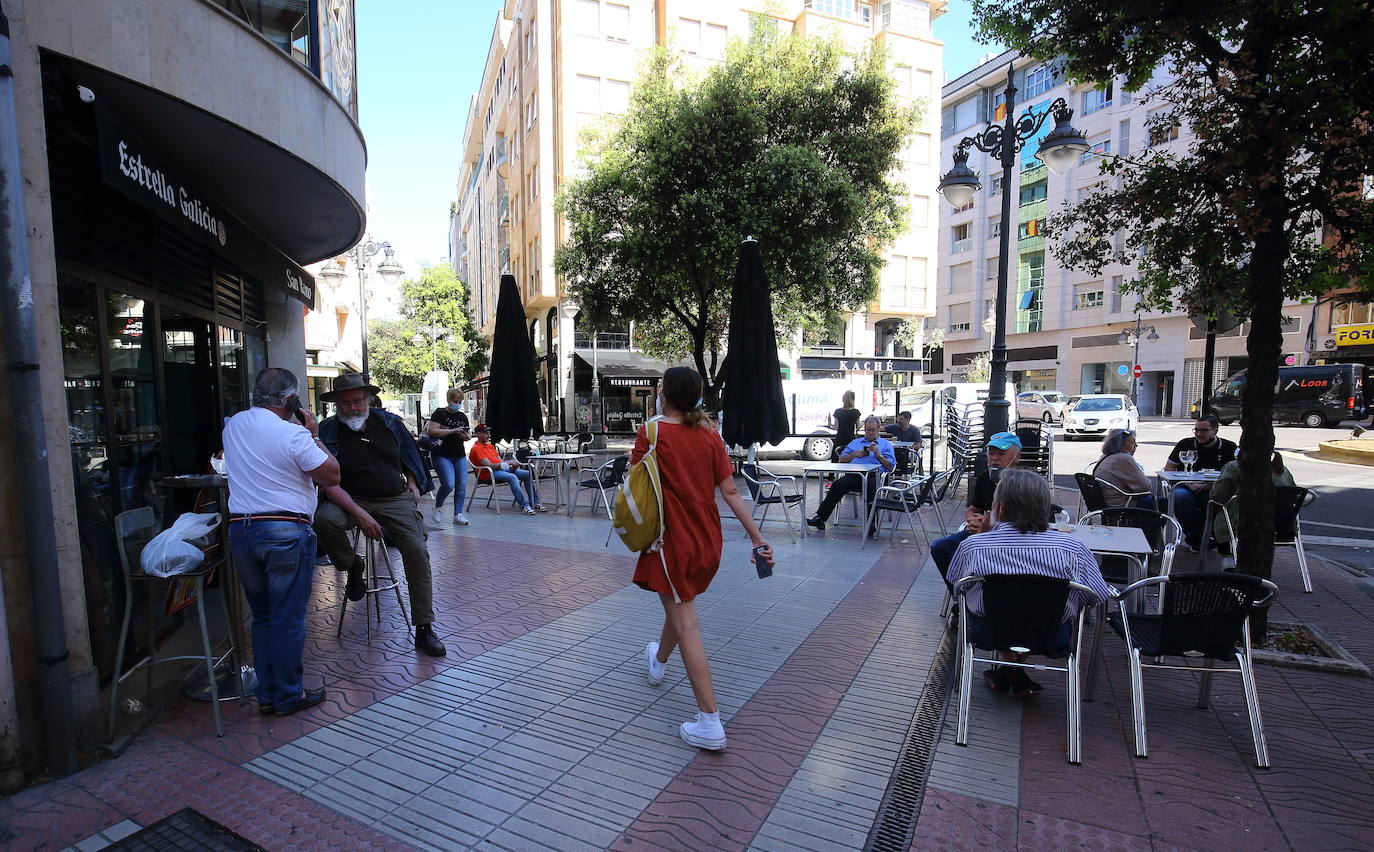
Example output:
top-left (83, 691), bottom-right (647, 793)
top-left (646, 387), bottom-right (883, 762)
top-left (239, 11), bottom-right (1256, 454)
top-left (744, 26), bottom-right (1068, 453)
top-left (1, 483), bottom-right (1372, 851)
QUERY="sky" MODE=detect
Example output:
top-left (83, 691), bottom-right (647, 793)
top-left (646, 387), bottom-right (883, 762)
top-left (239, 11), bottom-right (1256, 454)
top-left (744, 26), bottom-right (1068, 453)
top-left (354, 0), bottom-right (999, 276)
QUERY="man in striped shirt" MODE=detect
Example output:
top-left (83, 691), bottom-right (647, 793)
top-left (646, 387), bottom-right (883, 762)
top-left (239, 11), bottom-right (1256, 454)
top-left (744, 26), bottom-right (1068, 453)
top-left (948, 469), bottom-right (1114, 697)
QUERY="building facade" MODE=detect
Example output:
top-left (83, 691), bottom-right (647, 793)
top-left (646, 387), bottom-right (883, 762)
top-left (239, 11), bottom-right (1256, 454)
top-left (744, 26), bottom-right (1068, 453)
top-left (937, 51), bottom-right (1310, 416)
top-left (0, 0), bottom-right (366, 786)
top-left (451, 0), bottom-right (944, 431)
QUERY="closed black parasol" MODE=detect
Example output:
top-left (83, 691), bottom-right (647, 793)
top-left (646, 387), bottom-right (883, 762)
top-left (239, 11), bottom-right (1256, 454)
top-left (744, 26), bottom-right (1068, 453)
top-left (721, 239), bottom-right (789, 449)
top-left (484, 274), bottom-right (543, 442)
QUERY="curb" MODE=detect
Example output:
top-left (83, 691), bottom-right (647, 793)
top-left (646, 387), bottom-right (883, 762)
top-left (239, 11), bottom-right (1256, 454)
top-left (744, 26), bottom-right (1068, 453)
top-left (1316, 440), bottom-right (1374, 466)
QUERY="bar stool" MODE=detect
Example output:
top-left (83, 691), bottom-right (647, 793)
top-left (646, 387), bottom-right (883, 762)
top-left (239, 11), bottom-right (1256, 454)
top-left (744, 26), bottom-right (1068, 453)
top-left (336, 526), bottom-right (409, 643)
top-left (110, 507), bottom-right (225, 738)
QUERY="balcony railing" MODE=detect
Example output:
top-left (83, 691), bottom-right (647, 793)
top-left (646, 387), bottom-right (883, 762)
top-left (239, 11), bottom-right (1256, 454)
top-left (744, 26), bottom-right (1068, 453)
top-left (575, 331), bottom-right (632, 350)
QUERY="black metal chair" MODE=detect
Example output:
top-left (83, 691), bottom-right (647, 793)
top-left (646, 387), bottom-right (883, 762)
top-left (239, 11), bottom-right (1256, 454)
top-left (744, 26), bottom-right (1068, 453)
top-left (1108, 572), bottom-right (1277, 768)
top-left (1074, 472), bottom-right (1110, 515)
top-left (574, 432), bottom-right (595, 454)
top-left (864, 474), bottom-right (936, 550)
top-left (953, 573), bottom-right (1091, 764)
top-left (1214, 486), bottom-right (1316, 593)
top-left (574, 455), bottom-right (628, 518)
top-left (740, 463), bottom-right (803, 541)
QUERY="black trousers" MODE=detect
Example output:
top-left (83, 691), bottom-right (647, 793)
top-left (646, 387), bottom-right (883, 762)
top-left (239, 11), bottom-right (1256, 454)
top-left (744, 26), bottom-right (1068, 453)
top-left (815, 472), bottom-right (877, 523)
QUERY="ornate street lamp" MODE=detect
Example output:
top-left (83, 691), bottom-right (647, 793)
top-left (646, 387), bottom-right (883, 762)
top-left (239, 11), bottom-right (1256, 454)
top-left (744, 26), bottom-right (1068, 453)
top-left (340, 240), bottom-right (403, 381)
top-left (938, 64), bottom-right (1088, 437)
top-left (1120, 320), bottom-right (1160, 405)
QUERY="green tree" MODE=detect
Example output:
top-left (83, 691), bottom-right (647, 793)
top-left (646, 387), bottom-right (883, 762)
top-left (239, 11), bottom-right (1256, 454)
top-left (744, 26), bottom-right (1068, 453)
top-left (977, 0), bottom-right (1374, 598)
top-left (556, 22), bottom-right (919, 407)
top-left (368, 263), bottom-right (488, 396)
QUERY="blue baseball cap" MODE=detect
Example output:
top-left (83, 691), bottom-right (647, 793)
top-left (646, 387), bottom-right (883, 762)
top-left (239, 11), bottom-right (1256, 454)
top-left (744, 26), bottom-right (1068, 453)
top-left (987, 432), bottom-right (1022, 450)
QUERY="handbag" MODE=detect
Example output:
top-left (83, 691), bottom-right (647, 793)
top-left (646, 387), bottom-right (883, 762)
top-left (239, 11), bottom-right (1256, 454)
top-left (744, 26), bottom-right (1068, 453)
top-left (417, 433), bottom-right (442, 453)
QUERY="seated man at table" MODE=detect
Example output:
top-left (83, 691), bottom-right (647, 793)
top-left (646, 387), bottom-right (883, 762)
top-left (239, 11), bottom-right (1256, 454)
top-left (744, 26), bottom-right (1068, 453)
top-left (806, 416), bottom-right (895, 535)
top-left (885, 411), bottom-right (924, 474)
top-left (931, 431), bottom-right (1022, 590)
top-left (1164, 414), bottom-right (1238, 551)
top-left (469, 424), bottom-right (547, 514)
top-left (947, 468), bottom-right (1113, 697)
top-left (313, 374), bottom-right (446, 657)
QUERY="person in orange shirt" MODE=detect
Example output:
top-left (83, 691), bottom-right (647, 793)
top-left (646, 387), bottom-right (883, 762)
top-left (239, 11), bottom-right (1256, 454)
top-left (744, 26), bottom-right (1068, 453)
top-left (468, 424), bottom-right (545, 514)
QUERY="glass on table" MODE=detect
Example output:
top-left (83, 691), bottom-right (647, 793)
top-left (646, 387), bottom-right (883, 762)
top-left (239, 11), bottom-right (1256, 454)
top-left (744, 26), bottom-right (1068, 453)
top-left (1179, 450), bottom-right (1197, 473)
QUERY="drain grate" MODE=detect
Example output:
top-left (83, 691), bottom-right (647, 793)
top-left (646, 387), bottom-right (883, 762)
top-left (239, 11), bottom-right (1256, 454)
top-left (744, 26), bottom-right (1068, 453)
top-left (863, 629), bottom-right (956, 852)
top-left (104, 808), bottom-right (265, 851)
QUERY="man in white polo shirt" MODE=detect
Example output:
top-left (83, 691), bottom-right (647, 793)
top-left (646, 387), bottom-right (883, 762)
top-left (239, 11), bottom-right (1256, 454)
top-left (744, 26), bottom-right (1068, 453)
top-left (222, 368), bottom-right (339, 716)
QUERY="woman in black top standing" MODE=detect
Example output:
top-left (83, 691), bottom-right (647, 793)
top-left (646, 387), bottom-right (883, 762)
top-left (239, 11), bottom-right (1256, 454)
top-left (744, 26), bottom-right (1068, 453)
top-left (426, 388), bottom-right (471, 525)
top-left (830, 390), bottom-right (860, 462)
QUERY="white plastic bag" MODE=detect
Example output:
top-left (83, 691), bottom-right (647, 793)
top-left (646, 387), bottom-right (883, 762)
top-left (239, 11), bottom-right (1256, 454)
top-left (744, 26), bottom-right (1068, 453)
top-left (140, 512), bottom-right (221, 577)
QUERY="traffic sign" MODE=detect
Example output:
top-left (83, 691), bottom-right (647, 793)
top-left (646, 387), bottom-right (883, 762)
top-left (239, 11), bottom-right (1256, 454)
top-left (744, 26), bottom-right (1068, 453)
top-left (1116, 364), bottom-right (1129, 376)
top-left (1133, 364), bottom-right (1143, 378)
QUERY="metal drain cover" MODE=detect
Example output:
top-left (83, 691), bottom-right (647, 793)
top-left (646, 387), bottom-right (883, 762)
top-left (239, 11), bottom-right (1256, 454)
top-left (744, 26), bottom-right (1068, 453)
top-left (104, 809), bottom-right (265, 851)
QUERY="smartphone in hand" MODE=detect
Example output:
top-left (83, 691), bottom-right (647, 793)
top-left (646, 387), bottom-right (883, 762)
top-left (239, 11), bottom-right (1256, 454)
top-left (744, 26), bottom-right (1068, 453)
top-left (752, 545), bottom-right (773, 579)
top-left (285, 394), bottom-right (305, 424)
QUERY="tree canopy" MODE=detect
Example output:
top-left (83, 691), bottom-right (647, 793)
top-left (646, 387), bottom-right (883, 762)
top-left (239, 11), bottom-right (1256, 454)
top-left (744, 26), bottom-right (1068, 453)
top-left (975, 0), bottom-right (1374, 591)
top-left (555, 21), bottom-right (920, 405)
top-left (368, 263), bottom-right (488, 396)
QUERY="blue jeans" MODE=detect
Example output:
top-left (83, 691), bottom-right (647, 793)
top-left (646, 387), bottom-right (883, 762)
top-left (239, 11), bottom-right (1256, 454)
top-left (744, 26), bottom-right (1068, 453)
top-left (932, 528), bottom-right (974, 594)
top-left (432, 455), bottom-right (467, 513)
top-left (228, 519), bottom-right (316, 710)
top-left (491, 468), bottom-right (538, 509)
top-left (1173, 485), bottom-right (1206, 542)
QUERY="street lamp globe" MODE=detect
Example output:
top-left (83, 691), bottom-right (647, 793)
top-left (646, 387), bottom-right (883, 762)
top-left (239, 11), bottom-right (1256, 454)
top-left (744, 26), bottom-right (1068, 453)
top-left (1147, 328), bottom-right (1161, 342)
top-left (1119, 329), bottom-right (1131, 344)
top-left (375, 247), bottom-right (404, 286)
top-left (936, 149), bottom-right (981, 209)
top-left (1035, 108), bottom-right (1090, 175)
top-left (317, 264), bottom-right (346, 284)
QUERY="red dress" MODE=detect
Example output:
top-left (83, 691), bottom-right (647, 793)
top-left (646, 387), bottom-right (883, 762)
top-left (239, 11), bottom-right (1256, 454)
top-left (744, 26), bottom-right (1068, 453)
top-left (630, 420), bottom-right (734, 602)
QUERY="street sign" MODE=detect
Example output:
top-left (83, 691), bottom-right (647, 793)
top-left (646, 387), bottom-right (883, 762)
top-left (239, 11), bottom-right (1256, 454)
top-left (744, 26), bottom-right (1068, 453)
top-left (1133, 364), bottom-right (1143, 378)
top-left (1116, 364), bottom-right (1129, 376)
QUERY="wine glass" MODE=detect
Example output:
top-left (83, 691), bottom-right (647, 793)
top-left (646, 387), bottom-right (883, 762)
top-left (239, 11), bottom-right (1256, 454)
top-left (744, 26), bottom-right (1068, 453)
top-left (1180, 449), bottom-right (1197, 473)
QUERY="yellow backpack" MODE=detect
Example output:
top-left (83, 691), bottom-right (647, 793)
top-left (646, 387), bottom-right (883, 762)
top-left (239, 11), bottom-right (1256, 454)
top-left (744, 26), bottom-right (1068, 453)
top-left (613, 419), bottom-right (665, 555)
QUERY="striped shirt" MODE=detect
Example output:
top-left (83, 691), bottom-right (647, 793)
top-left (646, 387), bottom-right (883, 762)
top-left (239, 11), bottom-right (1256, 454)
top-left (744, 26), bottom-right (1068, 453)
top-left (947, 523), bottom-right (1114, 621)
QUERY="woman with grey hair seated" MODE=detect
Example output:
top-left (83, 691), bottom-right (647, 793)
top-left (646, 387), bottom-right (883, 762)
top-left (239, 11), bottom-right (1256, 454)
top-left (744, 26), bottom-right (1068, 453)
top-left (1093, 429), bottom-right (1155, 510)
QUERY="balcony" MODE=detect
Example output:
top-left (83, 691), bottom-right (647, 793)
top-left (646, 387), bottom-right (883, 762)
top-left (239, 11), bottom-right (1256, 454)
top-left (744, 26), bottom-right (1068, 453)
top-left (800, 344), bottom-right (846, 357)
top-left (575, 332), bottom-right (632, 350)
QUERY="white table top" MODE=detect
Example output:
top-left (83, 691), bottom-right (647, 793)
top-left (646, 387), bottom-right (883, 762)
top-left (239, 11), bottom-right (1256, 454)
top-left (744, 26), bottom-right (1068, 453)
top-left (531, 453), bottom-right (595, 461)
top-left (1156, 469), bottom-right (1221, 483)
top-left (803, 462), bottom-right (883, 474)
top-left (1062, 523), bottom-right (1152, 555)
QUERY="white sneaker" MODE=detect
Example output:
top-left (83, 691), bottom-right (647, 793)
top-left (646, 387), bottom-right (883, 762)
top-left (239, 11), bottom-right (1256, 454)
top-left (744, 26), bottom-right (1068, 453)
top-left (430, 507), bottom-right (446, 526)
top-left (645, 641), bottom-right (666, 686)
top-left (454, 513), bottom-right (469, 526)
top-left (521, 506), bottom-right (536, 515)
top-left (679, 712), bottom-right (726, 750)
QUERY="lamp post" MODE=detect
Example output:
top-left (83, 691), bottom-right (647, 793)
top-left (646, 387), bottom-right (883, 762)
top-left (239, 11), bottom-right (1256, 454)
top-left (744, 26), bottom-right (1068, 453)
top-left (937, 64), bottom-right (1088, 438)
top-left (1119, 319), bottom-right (1160, 405)
top-left (341, 240), bottom-right (404, 381)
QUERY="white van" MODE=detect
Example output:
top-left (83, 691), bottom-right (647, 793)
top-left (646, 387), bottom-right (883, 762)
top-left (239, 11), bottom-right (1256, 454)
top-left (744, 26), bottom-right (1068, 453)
top-left (904, 382), bottom-right (1018, 433)
top-left (726, 378), bottom-right (858, 460)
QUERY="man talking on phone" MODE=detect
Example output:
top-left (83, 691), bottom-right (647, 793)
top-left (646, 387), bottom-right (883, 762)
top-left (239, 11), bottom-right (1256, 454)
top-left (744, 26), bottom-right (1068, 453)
top-left (806, 416), bottom-right (895, 537)
top-left (222, 368), bottom-right (340, 715)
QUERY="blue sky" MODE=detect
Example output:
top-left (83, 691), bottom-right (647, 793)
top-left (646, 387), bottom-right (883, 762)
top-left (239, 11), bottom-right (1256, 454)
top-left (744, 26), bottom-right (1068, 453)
top-left (355, 1), bottom-right (998, 271)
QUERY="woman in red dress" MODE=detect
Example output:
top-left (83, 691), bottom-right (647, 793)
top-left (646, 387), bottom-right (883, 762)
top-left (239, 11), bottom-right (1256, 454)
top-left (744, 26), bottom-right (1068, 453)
top-left (633, 367), bottom-right (773, 751)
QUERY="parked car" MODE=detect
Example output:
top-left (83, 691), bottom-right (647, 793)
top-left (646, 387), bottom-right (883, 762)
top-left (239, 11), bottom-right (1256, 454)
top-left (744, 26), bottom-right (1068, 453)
top-left (1016, 390), bottom-right (1068, 423)
top-left (1203, 364), bottom-right (1367, 427)
top-left (1062, 394), bottom-right (1138, 440)
top-left (1063, 394), bottom-right (1085, 415)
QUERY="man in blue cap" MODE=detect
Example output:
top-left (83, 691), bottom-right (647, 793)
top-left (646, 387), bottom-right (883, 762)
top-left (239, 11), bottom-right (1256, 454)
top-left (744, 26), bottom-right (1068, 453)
top-left (931, 431), bottom-right (1022, 591)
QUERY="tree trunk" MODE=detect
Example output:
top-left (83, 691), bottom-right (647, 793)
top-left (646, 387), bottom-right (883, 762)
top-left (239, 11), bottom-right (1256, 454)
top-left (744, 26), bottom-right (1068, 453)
top-left (1235, 222), bottom-right (1288, 638)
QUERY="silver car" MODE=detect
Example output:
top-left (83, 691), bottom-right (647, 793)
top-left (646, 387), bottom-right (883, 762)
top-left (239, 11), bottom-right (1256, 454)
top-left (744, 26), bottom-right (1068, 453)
top-left (1016, 390), bottom-right (1067, 423)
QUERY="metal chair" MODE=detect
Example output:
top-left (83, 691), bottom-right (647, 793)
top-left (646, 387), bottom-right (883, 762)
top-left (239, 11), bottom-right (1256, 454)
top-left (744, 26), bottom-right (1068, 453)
top-left (1079, 507), bottom-right (1182, 583)
top-left (337, 526), bottom-right (409, 643)
top-left (110, 507), bottom-right (224, 739)
top-left (1107, 572), bottom-right (1277, 768)
top-left (740, 463), bottom-right (803, 541)
top-left (574, 432), bottom-right (595, 454)
top-left (1213, 486), bottom-right (1316, 593)
top-left (465, 458), bottom-right (504, 514)
top-left (1073, 472), bottom-right (1110, 515)
top-left (953, 573), bottom-right (1091, 764)
top-left (574, 455), bottom-right (628, 518)
top-left (863, 474), bottom-right (936, 550)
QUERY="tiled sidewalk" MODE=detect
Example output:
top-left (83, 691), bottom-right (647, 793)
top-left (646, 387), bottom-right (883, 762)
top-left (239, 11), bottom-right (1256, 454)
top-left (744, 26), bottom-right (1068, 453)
top-left (2, 490), bottom-right (1373, 851)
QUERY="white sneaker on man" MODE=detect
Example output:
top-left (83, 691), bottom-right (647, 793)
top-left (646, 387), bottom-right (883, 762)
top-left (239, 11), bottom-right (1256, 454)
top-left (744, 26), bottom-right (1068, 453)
top-left (679, 712), bottom-right (726, 750)
top-left (521, 506), bottom-right (536, 515)
top-left (454, 513), bottom-right (469, 526)
top-left (645, 641), bottom-right (666, 685)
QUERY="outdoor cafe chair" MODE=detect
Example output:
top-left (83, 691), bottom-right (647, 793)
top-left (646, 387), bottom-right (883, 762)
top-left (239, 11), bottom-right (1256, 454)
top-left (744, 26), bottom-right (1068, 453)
top-left (740, 463), bottom-right (803, 542)
top-left (1107, 572), bottom-right (1277, 768)
top-left (573, 432), bottom-right (595, 454)
top-left (1079, 508), bottom-right (1182, 584)
top-left (466, 458), bottom-right (512, 514)
top-left (574, 455), bottom-right (628, 519)
top-left (953, 573), bottom-right (1091, 764)
top-left (1213, 485), bottom-right (1316, 593)
top-left (863, 474), bottom-right (936, 551)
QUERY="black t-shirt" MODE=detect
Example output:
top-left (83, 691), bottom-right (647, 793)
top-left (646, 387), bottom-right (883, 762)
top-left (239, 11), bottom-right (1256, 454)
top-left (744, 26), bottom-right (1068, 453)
top-left (337, 416), bottom-right (407, 498)
top-left (1167, 436), bottom-right (1238, 471)
top-left (885, 423), bottom-right (923, 443)
top-left (833, 407), bottom-right (861, 444)
top-left (428, 407), bottom-right (470, 459)
top-left (970, 470), bottom-right (996, 513)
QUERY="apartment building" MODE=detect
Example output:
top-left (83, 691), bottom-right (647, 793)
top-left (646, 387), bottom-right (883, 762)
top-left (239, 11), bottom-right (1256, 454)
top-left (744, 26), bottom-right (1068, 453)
top-left (937, 50), bottom-right (1310, 416)
top-left (451, 0), bottom-right (943, 431)
top-left (1, 0), bottom-right (366, 783)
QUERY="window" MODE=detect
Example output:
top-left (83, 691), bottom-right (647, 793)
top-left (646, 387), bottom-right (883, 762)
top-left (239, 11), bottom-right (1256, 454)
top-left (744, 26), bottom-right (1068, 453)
top-left (807, 0), bottom-right (867, 20)
top-left (913, 69), bottom-right (932, 101)
top-left (604, 3), bottom-right (630, 41)
top-left (525, 90), bottom-right (538, 131)
top-left (952, 197), bottom-right (974, 214)
top-left (574, 75), bottom-right (599, 113)
top-left (950, 262), bottom-right (971, 294)
top-left (906, 133), bottom-right (930, 165)
top-left (574, 1), bottom-right (629, 40)
top-left (1082, 82), bottom-right (1113, 115)
top-left (989, 217), bottom-right (1001, 238)
top-left (524, 17), bottom-right (536, 62)
top-left (911, 194), bottom-right (930, 227)
top-left (951, 223), bottom-right (971, 253)
top-left (678, 17), bottom-right (701, 54)
top-left (1024, 63), bottom-right (1057, 98)
top-left (1080, 138), bottom-right (1112, 164)
top-left (1332, 300), bottom-right (1374, 329)
top-left (949, 302), bottom-right (971, 332)
top-left (991, 175), bottom-right (1004, 196)
top-left (1019, 180), bottom-right (1047, 206)
top-left (572, 0), bottom-right (599, 36)
top-left (1109, 275), bottom-right (1124, 312)
top-left (1148, 122), bottom-right (1180, 147)
top-left (1073, 282), bottom-right (1105, 309)
top-left (880, 0), bottom-right (930, 33)
top-left (883, 255), bottom-right (908, 307)
top-left (949, 96), bottom-right (979, 135)
top-left (704, 24), bottom-right (727, 59)
top-left (604, 79), bottom-right (631, 113)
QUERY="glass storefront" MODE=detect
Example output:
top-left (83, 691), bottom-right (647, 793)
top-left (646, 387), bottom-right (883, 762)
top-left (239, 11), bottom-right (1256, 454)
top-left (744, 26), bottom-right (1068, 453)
top-left (1080, 361), bottom-right (1132, 395)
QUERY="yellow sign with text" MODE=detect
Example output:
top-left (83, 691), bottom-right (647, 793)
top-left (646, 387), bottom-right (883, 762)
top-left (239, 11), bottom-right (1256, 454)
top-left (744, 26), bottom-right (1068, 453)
top-left (1334, 323), bottom-right (1374, 347)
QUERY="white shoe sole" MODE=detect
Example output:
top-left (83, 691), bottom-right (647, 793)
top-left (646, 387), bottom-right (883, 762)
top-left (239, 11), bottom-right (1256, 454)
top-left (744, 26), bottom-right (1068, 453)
top-left (679, 723), bottom-right (726, 750)
top-left (645, 641), bottom-right (665, 686)
top-left (454, 517), bottom-right (469, 525)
